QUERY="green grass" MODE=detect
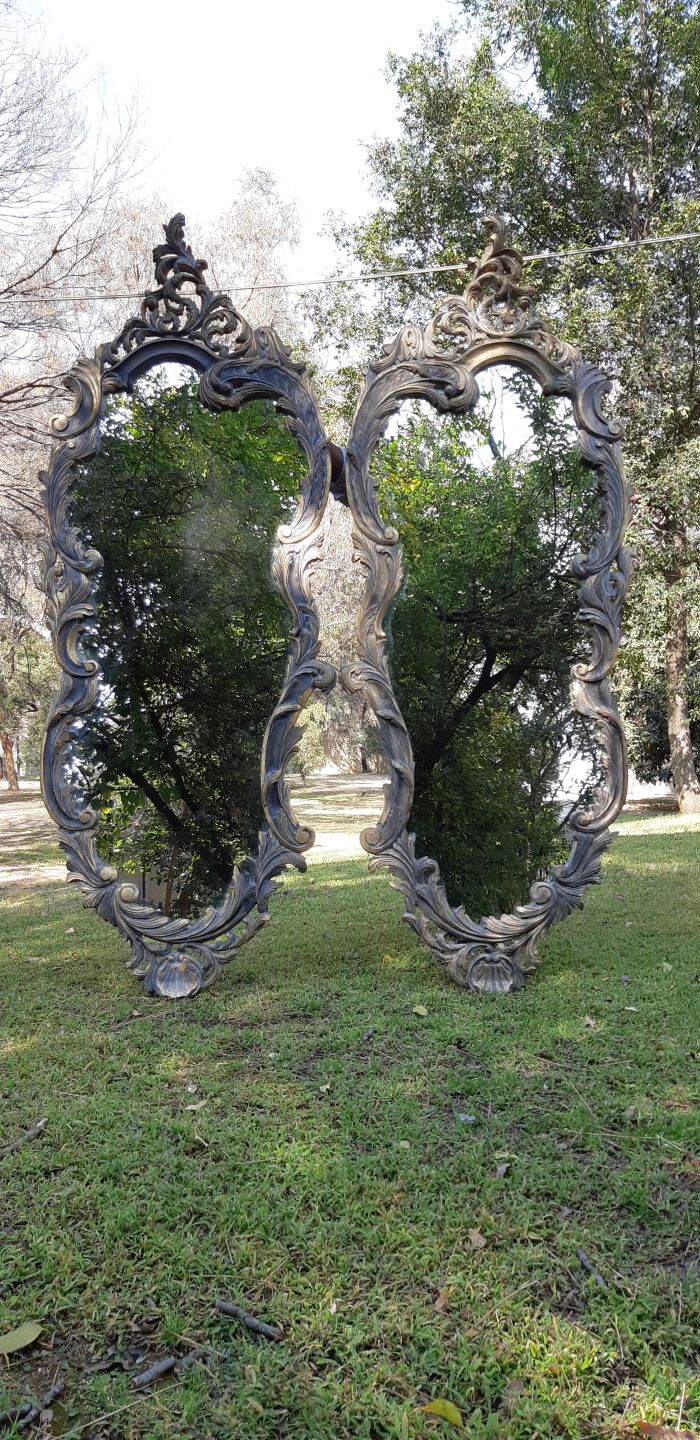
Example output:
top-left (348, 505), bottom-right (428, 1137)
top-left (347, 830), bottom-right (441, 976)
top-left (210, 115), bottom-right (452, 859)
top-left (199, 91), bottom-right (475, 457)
top-left (0, 810), bottom-right (699, 1438)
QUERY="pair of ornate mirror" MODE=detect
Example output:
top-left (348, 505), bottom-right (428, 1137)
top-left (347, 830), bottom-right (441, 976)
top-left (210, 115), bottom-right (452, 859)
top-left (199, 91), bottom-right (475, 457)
top-left (41, 215), bottom-right (631, 998)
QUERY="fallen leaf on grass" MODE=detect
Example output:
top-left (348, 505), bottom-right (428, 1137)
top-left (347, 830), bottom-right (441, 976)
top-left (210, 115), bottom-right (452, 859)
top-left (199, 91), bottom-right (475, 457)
top-left (468, 1228), bottom-right (486, 1249)
top-left (418, 1398), bottom-right (463, 1428)
top-left (433, 1287), bottom-right (449, 1312)
top-left (584, 1015), bottom-right (597, 1028)
top-left (636, 1425), bottom-right (698, 1440)
top-left (319, 1083), bottom-right (331, 1094)
top-left (0, 1321), bottom-right (42, 1356)
top-left (412, 1005), bottom-right (428, 1018)
top-left (185, 1099), bottom-right (207, 1112)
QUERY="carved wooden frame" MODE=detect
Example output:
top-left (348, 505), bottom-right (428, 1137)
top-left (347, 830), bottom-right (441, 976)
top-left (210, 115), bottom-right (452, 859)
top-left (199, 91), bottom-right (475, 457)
top-left (41, 215), bottom-right (334, 999)
top-left (342, 218), bottom-right (632, 993)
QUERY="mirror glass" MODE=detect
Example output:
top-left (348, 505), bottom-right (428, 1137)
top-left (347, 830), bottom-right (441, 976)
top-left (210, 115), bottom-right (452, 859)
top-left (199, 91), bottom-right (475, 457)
top-left (290, 492), bottom-right (387, 844)
top-left (373, 365), bottom-right (602, 919)
top-left (71, 367), bottom-right (306, 914)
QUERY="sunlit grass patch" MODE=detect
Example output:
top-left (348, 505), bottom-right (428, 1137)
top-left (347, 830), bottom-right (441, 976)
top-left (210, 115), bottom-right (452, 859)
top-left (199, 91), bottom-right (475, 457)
top-left (0, 806), bottom-right (698, 1438)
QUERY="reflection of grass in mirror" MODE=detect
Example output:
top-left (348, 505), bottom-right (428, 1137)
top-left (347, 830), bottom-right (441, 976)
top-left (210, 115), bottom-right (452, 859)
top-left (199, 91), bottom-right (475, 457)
top-left (1, 797), bottom-right (699, 1437)
top-left (375, 373), bottom-right (603, 918)
top-left (72, 379), bottom-right (307, 914)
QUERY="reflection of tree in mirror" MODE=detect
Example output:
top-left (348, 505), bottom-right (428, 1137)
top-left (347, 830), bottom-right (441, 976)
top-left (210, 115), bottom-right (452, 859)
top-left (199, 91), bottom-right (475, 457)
top-left (73, 380), bottom-right (305, 912)
top-left (296, 496), bottom-right (383, 778)
top-left (375, 368), bottom-right (602, 918)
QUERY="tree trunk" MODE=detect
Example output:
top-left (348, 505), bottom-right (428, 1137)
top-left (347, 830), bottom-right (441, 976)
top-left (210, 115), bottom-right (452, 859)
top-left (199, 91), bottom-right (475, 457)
top-left (665, 559), bottom-right (700, 812)
top-left (163, 846), bottom-right (179, 914)
top-left (0, 731), bottom-right (19, 791)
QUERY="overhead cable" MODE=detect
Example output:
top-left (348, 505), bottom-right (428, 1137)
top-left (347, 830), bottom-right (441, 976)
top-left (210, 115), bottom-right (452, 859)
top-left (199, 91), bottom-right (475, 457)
top-left (0, 227), bottom-right (699, 306)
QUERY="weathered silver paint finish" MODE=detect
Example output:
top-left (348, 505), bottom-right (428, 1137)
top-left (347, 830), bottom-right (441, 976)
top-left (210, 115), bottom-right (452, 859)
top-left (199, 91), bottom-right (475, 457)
top-left (41, 215), bottom-right (334, 998)
top-left (342, 217), bottom-right (632, 992)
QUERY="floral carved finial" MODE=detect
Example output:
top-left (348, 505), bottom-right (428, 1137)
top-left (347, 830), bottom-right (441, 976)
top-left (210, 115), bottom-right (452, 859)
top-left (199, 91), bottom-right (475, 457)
top-left (147, 212), bottom-right (213, 323)
top-left (427, 212), bottom-right (578, 363)
top-left (464, 215), bottom-right (534, 322)
top-left (106, 212), bottom-right (251, 364)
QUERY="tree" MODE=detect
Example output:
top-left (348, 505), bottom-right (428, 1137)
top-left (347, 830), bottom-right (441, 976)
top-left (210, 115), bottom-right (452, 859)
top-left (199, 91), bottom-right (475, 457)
top-left (372, 376), bottom-right (600, 916)
top-left (73, 380), bottom-right (305, 910)
top-left (315, 3), bottom-right (700, 808)
top-left (0, 622), bottom-right (55, 788)
top-left (202, 168), bottom-right (301, 334)
top-left (0, 2), bottom-right (137, 462)
top-left (0, 0), bottom-right (140, 755)
top-left (0, 5), bottom-right (302, 803)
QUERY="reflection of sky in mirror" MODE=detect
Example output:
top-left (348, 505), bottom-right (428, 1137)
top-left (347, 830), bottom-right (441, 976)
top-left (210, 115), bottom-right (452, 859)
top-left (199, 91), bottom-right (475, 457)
top-left (387, 369), bottom-right (578, 470)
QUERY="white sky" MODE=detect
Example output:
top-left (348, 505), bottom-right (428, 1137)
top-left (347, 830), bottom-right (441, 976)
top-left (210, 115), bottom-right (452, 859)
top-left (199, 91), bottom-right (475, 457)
top-left (42, 0), bottom-right (462, 282)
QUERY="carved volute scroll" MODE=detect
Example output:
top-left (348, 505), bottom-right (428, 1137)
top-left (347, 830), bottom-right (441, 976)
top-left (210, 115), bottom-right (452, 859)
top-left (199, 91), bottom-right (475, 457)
top-left (343, 216), bottom-right (632, 993)
top-left (42, 211), bottom-right (631, 1001)
top-left (41, 215), bottom-right (335, 999)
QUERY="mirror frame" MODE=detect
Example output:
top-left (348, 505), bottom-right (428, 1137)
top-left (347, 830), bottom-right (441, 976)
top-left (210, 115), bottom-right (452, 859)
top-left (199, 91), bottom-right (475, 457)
top-left (41, 215), bottom-right (335, 999)
top-left (342, 217), bottom-right (632, 993)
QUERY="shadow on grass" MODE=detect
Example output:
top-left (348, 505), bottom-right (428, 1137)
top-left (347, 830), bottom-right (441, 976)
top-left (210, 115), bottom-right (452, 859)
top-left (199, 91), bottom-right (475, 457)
top-left (1, 816), bottom-right (699, 1436)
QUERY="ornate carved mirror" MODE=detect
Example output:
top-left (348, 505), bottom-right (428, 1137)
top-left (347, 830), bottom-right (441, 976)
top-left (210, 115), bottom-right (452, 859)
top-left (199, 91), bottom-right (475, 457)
top-left (343, 219), bottom-right (631, 993)
top-left (42, 216), bottom-right (334, 998)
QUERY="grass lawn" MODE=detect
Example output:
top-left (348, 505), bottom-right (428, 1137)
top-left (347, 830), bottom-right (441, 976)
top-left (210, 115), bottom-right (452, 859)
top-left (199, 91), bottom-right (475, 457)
top-left (0, 795), bottom-right (699, 1439)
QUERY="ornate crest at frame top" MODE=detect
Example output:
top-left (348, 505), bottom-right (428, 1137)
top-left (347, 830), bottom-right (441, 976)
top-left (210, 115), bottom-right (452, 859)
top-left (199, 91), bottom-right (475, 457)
top-left (464, 214), bottom-right (535, 323)
top-left (105, 212), bottom-right (253, 365)
top-left (429, 216), bottom-right (579, 367)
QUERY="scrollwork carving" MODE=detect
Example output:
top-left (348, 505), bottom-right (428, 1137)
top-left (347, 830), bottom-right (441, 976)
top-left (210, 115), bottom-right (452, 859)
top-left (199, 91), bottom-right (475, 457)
top-left (346, 216), bottom-right (632, 992)
top-left (41, 215), bottom-right (335, 998)
top-left (425, 215), bottom-right (580, 368)
top-left (41, 209), bottom-right (631, 1001)
top-left (106, 213), bottom-right (253, 364)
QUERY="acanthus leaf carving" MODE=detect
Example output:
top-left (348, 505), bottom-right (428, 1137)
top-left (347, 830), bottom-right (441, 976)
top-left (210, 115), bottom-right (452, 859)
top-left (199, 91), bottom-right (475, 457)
top-left (349, 214), bottom-right (632, 993)
top-left (425, 216), bottom-right (580, 369)
top-left (41, 215), bottom-right (334, 998)
top-left (105, 213), bottom-right (254, 365)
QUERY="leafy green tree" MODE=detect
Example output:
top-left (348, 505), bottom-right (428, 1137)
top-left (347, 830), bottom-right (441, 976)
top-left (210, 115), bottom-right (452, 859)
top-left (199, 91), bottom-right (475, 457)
top-left (0, 622), bottom-right (56, 787)
top-left (374, 379), bottom-right (599, 915)
top-left (74, 381), bottom-right (305, 910)
top-left (315, 1), bottom-right (700, 807)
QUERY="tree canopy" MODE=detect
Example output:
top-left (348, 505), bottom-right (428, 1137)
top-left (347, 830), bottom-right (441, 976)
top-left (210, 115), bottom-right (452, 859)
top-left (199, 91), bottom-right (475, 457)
top-left (315, 0), bottom-right (700, 810)
top-left (373, 372), bottom-right (600, 915)
top-left (73, 380), bottom-right (305, 910)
